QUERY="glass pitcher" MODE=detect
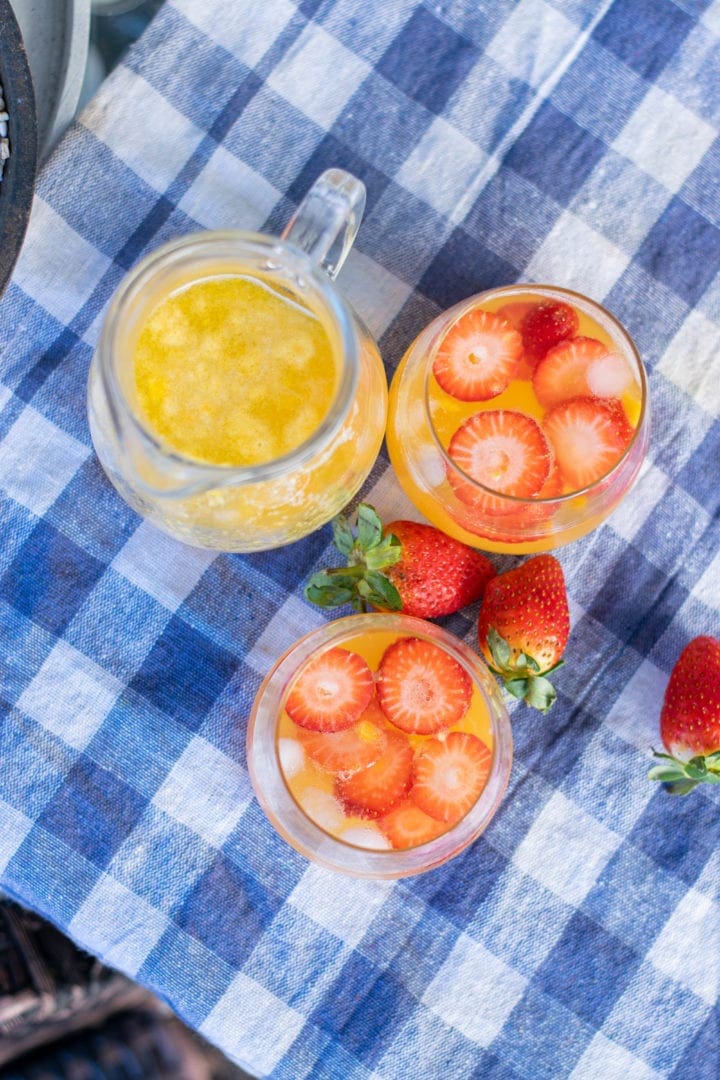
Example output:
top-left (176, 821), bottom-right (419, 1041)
top-left (87, 170), bottom-right (388, 552)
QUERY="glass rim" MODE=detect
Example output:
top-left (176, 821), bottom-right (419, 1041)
top-left (246, 613), bottom-right (513, 879)
top-left (95, 230), bottom-right (360, 486)
top-left (423, 283), bottom-right (649, 507)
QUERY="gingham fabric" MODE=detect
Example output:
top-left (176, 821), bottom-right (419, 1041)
top-left (0, 1), bottom-right (719, 1076)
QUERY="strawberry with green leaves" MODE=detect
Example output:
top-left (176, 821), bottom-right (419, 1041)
top-left (305, 504), bottom-right (495, 619)
top-left (477, 554), bottom-right (569, 711)
top-left (648, 635), bottom-right (720, 795)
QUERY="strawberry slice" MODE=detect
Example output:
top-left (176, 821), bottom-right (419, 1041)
top-left (285, 647), bottom-right (374, 732)
top-left (491, 461), bottom-right (564, 532)
top-left (377, 637), bottom-right (472, 735)
top-left (335, 731), bottom-right (413, 818)
top-left (496, 301), bottom-right (536, 330)
top-left (533, 336), bottom-right (609, 408)
top-left (378, 799), bottom-right (447, 849)
top-left (603, 397), bottom-right (635, 443)
top-left (296, 699), bottom-right (388, 774)
top-left (521, 301), bottom-right (579, 367)
top-left (448, 409), bottom-right (552, 514)
top-left (411, 732), bottom-right (492, 824)
top-left (543, 397), bottom-right (630, 490)
top-left (432, 309), bottom-right (522, 401)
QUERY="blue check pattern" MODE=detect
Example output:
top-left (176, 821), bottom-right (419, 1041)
top-left (0, 1), bottom-right (719, 1076)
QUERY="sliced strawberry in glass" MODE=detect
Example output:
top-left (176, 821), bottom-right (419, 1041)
top-left (543, 397), bottom-right (631, 490)
top-left (296, 699), bottom-right (389, 774)
top-left (532, 336), bottom-right (609, 408)
top-left (432, 309), bottom-right (523, 401)
top-left (411, 732), bottom-right (492, 824)
top-left (376, 637), bottom-right (472, 735)
top-left (490, 461), bottom-right (564, 533)
top-left (285, 647), bottom-right (374, 732)
top-left (378, 799), bottom-right (447, 849)
top-left (447, 409), bottom-right (552, 515)
top-left (335, 731), bottom-right (413, 819)
top-left (520, 301), bottom-right (579, 367)
top-left (495, 301), bottom-right (536, 330)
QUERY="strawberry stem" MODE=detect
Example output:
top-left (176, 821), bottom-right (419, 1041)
top-left (304, 505), bottom-right (403, 614)
top-left (486, 627), bottom-right (558, 712)
top-left (648, 748), bottom-right (720, 795)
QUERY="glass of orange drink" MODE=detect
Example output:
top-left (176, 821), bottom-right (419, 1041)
top-left (247, 613), bottom-right (512, 878)
top-left (386, 285), bottom-right (649, 554)
top-left (87, 170), bottom-right (387, 551)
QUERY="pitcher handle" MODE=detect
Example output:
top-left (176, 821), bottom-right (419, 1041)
top-left (281, 169), bottom-right (366, 280)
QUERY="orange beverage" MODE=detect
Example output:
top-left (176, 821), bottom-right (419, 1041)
top-left (386, 285), bottom-right (649, 554)
top-left (134, 274), bottom-right (339, 468)
top-left (88, 170), bottom-right (388, 552)
top-left (247, 614), bottom-right (512, 879)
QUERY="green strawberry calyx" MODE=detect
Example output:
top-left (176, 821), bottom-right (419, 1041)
top-left (304, 504), bottom-right (403, 613)
top-left (486, 626), bottom-right (563, 713)
top-left (648, 748), bottom-right (720, 796)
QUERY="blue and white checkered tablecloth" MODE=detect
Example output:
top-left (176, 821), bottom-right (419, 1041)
top-left (1, 0), bottom-right (719, 1076)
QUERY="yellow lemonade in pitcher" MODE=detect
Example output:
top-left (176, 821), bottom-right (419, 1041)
top-left (101, 255), bottom-right (388, 551)
top-left (88, 172), bottom-right (388, 552)
top-left (133, 274), bottom-right (339, 467)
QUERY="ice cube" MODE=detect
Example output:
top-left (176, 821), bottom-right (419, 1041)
top-left (586, 353), bottom-right (634, 398)
top-left (278, 738), bottom-right (305, 779)
top-left (341, 825), bottom-right (392, 850)
top-left (299, 787), bottom-right (345, 832)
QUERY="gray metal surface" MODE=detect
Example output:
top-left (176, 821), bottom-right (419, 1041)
top-left (0, 0), bottom-right (36, 299)
top-left (10, 0), bottom-right (90, 161)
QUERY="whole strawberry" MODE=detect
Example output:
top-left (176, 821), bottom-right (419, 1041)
top-left (305, 504), bottom-right (495, 619)
top-left (648, 635), bottom-right (720, 795)
top-left (477, 554), bottom-right (569, 711)
top-left (520, 301), bottom-right (579, 366)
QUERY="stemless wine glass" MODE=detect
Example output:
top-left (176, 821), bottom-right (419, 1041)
top-left (247, 613), bottom-right (513, 879)
top-left (87, 169), bottom-right (387, 551)
top-left (386, 284), bottom-right (649, 554)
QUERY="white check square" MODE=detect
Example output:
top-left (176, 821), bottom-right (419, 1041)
top-left (113, 521), bottom-right (215, 612)
top-left (244, 595), bottom-right (325, 677)
top-left (524, 210), bottom-right (629, 298)
top-left (70, 874), bottom-right (169, 976)
top-left (647, 889), bottom-right (720, 1005)
top-left (658, 308), bottom-right (720, 417)
top-left (571, 1031), bottom-right (660, 1080)
top-left (608, 460), bottom-right (671, 545)
top-left (0, 406), bottom-right (89, 517)
top-left (614, 85), bottom-right (716, 193)
top-left (0, 799), bottom-right (32, 874)
top-left (173, 0), bottom-right (296, 68)
top-left (289, 864), bottom-right (392, 948)
top-left (179, 147), bottom-right (281, 230)
top-left (17, 640), bottom-right (123, 751)
top-left (702, 0), bottom-right (720, 34)
top-left (512, 790), bottom-right (622, 906)
top-left (340, 249), bottom-right (413, 338)
top-left (486, 0), bottom-right (578, 89)
top-left (12, 198), bottom-right (111, 326)
top-left (604, 657), bottom-right (667, 753)
top-left (201, 973), bottom-right (305, 1076)
top-left (86, 69), bottom-right (203, 193)
top-left (152, 736), bottom-right (252, 847)
top-left (397, 116), bottom-right (489, 221)
top-left (692, 544), bottom-right (720, 613)
top-left (422, 932), bottom-right (527, 1046)
top-left (267, 23), bottom-right (370, 130)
